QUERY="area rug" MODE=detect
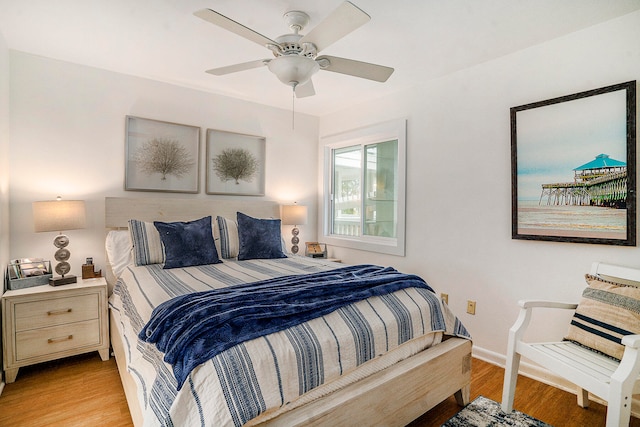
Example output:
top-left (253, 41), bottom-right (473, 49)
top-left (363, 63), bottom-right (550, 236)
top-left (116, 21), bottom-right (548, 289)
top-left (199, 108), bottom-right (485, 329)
top-left (442, 396), bottom-right (552, 426)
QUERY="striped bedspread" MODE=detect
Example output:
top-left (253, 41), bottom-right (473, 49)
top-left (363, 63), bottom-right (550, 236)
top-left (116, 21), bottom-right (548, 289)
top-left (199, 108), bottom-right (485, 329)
top-left (109, 257), bottom-right (470, 427)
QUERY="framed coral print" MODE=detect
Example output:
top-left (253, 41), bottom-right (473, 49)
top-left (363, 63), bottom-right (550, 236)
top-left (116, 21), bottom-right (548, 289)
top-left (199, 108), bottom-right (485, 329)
top-left (511, 81), bottom-right (636, 245)
top-left (125, 116), bottom-right (200, 193)
top-left (206, 129), bottom-right (266, 196)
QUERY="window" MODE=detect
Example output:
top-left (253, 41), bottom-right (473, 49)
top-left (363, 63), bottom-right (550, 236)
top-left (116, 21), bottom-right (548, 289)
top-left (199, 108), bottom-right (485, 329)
top-left (322, 119), bottom-right (406, 256)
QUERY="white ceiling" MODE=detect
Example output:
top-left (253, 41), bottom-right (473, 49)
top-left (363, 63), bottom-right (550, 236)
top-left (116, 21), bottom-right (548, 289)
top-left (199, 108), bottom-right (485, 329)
top-left (1, 0), bottom-right (639, 116)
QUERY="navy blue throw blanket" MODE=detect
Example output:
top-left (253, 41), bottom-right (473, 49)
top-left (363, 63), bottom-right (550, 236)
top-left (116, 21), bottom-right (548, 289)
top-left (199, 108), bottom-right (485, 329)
top-left (139, 264), bottom-right (434, 390)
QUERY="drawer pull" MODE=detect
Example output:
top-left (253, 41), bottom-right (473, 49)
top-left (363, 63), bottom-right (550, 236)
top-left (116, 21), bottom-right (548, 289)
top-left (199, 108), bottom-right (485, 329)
top-left (48, 335), bottom-right (73, 343)
top-left (47, 308), bottom-right (72, 315)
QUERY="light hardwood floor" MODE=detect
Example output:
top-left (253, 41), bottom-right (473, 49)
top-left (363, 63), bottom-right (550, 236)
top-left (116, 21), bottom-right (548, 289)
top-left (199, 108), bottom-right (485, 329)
top-left (0, 353), bottom-right (131, 427)
top-left (0, 352), bottom-right (638, 426)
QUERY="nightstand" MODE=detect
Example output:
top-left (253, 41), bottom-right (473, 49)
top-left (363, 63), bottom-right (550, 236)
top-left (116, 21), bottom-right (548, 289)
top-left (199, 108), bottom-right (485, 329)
top-left (2, 277), bottom-right (109, 383)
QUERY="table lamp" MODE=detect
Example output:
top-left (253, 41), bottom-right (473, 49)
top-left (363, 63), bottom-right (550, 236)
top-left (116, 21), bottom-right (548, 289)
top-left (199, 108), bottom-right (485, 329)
top-left (33, 197), bottom-right (86, 286)
top-left (281, 203), bottom-right (307, 254)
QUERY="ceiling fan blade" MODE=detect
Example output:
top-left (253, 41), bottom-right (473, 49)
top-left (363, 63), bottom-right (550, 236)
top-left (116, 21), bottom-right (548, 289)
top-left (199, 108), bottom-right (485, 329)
top-left (194, 9), bottom-right (277, 47)
top-left (295, 80), bottom-right (315, 98)
top-left (317, 55), bottom-right (394, 82)
top-left (299, 1), bottom-right (370, 52)
top-left (206, 59), bottom-right (270, 76)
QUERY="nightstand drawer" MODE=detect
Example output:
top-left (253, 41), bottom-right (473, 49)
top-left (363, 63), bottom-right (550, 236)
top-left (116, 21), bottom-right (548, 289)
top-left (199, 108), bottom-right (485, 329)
top-left (14, 294), bottom-right (99, 331)
top-left (15, 319), bottom-right (101, 360)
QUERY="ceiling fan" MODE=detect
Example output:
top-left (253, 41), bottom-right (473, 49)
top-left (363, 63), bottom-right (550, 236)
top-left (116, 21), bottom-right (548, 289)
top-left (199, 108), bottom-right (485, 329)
top-left (194, 1), bottom-right (394, 98)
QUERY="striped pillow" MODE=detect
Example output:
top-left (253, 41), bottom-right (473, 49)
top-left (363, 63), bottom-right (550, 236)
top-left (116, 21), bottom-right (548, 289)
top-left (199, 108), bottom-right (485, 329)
top-left (128, 219), bottom-right (164, 266)
top-left (565, 274), bottom-right (640, 360)
top-left (216, 216), bottom-right (239, 259)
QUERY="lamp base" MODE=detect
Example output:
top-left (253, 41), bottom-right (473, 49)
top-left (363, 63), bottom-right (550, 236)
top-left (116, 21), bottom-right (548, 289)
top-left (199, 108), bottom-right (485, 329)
top-left (291, 227), bottom-right (300, 254)
top-left (49, 275), bottom-right (77, 286)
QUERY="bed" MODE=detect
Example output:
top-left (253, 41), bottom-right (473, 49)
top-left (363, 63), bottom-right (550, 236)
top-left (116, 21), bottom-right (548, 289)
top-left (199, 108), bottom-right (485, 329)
top-left (105, 197), bottom-right (472, 426)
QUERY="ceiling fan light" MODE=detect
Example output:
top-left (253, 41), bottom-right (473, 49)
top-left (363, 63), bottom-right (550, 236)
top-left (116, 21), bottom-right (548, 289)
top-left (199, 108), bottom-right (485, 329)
top-left (267, 55), bottom-right (319, 87)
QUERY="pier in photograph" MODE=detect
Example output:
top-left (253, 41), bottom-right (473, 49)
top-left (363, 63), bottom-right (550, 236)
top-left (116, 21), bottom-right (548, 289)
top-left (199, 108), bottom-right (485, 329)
top-left (539, 154), bottom-right (627, 208)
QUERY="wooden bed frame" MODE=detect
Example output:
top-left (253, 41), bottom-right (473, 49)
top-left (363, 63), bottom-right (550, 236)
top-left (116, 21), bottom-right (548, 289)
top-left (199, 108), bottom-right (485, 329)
top-left (105, 196), bottom-right (472, 426)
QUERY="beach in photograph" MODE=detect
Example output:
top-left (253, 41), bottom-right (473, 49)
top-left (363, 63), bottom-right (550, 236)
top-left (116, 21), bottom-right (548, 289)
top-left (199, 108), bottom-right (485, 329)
top-left (517, 200), bottom-right (626, 240)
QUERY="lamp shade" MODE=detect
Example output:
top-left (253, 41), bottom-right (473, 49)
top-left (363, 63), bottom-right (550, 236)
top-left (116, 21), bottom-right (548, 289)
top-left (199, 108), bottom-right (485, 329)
top-left (281, 204), bottom-right (308, 226)
top-left (33, 200), bottom-right (87, 232)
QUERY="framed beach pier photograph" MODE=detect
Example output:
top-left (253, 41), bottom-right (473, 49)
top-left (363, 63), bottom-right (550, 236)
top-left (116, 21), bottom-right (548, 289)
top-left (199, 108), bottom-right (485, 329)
top-left (511, 81), bottom-right (636, 245)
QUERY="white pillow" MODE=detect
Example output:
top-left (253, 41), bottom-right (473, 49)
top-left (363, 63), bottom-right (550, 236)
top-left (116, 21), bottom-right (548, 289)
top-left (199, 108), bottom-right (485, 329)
top-left (105, 230), bottom-right (133, 278)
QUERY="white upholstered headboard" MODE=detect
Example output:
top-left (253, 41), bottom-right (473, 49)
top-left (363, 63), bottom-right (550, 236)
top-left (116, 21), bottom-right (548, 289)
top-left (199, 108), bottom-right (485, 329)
top-left (105, 197), bottom-right (281, 228)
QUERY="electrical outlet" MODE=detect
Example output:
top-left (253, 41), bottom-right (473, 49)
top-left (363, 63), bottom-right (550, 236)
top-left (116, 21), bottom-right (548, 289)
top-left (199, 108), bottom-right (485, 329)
top-left (441, 293), bottom-right (449, 304)
top-left (467, 300), bottom-right (476, 315)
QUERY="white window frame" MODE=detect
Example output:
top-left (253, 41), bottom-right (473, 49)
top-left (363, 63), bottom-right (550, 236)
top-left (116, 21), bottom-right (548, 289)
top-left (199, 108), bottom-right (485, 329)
top-left (322, 119), bottom-right (406, 256)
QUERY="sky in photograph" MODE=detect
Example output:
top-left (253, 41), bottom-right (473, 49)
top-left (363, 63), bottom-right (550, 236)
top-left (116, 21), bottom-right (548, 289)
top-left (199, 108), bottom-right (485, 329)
top-left (516, 89), bottom-right (628, 201)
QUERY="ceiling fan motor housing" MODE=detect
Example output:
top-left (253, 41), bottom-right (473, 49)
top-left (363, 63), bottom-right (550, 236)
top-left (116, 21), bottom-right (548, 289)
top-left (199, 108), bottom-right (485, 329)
top-left (272, 34), bottom-right (317, 58)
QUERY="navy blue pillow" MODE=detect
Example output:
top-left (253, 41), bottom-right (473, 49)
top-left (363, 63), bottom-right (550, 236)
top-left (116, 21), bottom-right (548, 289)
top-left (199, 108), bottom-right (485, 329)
top-left (237, 212), bottom-right (287, 260)
top-left (154, 216), bottom-right (222, 269)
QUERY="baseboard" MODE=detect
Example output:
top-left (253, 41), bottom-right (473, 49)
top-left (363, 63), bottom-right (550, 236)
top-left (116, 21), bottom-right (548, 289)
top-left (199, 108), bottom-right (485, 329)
top-left (0, 381), bottom-right (4, 397)
top-left (471, 346), bottom-right (640, 417)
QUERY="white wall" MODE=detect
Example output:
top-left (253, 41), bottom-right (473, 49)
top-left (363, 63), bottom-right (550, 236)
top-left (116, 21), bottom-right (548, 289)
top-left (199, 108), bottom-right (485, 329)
top-left (0, 28), bottom-right (9, 390)
top-left (0, 32), bottom-right (9, 290)
top-left (319, 11), bottom-right (640, 362)
top-left (8, 52), bottom-right (319, 277)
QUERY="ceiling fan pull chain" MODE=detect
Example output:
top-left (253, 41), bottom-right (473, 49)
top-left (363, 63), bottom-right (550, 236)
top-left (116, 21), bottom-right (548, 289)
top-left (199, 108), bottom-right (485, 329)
top-left (292, 86), bottom-right (295, 130)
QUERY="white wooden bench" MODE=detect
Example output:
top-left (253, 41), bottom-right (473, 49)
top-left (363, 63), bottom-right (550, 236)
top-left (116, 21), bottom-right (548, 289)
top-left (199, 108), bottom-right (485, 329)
top-left (501, 262), bottom-right (640, 427)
